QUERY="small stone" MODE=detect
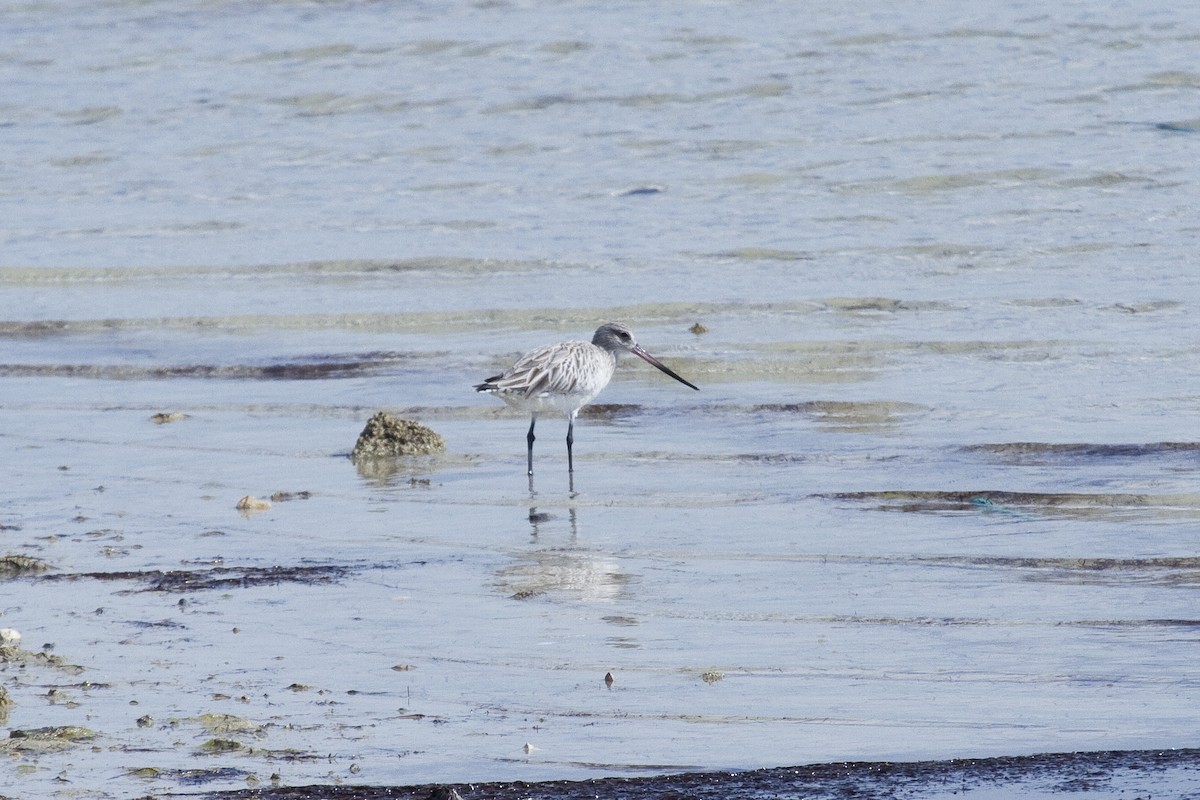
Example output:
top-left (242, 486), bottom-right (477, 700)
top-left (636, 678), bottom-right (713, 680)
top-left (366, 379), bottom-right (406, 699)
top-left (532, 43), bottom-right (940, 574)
top-left (351, 412), bottom-right (445, 458)
top-left (8, 725), bottom-right (96, 749)
top-left (689, 322), bottom-right (709, 334)
top-left (604, 671), bottom-right (614, 688)
top-left (150, 412), bottom-right (189, 424)
top-left (235, 496), bottom-right (271, 512)
top-left (197, 712), bottom-right (260, 735)
top-left (0, 555), bottom-right (50, 578)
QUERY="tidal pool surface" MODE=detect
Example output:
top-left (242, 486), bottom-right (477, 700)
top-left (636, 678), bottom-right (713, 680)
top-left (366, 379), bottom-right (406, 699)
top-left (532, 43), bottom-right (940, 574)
top-left (3, 1), bottom-right (1200, 798)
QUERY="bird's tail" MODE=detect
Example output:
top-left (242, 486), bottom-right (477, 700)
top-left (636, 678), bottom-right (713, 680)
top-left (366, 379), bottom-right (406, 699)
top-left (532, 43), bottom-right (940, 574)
top-left (474, 376), bottom-right (502, 393)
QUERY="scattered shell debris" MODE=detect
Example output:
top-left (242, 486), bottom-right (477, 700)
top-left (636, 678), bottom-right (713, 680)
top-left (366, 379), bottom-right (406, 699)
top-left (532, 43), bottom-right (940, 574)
top-left (350, 411), bottom-right (445, 458)
top-left (235, 495), bottom-right (272, 512)
top-left (150, 412), bottom-right (189, 424)
top-left (0, 628), bottom-right (21, 646)
top-left (701, 670), bottom-right (725, 684)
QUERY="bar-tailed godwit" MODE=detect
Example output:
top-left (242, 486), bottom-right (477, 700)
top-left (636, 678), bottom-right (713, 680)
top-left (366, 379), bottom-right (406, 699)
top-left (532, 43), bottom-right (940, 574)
top-left (476, 322), bottom-right (699, 475)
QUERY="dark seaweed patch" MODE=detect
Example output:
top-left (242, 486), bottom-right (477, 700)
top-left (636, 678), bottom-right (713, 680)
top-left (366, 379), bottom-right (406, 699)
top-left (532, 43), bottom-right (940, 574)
top-left (41, 564), bottom-right (351, 592)
top-left (129, 766), bottom-right (254, 785)
top-left (911, 554), bottom-right (1200, 589)
top-left (921, 554), bottom-right (1200, 571)
top-left (1157, 120), bottom-right (1200, 132)
top-left (823, 490), bottom-right (1194, 513)
top-left (200, 747), bottom-right (1200, 800)
top-left (126, 618), bottom-right (188, 628)
top-left (0, 352), bottom-right (411, 381)
top-left (965, 441), bottom-right (1200, 460)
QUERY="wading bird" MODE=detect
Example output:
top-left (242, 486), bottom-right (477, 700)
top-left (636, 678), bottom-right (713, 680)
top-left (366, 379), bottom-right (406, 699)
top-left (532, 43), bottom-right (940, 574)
top-left (475, 322), bottom-right (699, 475)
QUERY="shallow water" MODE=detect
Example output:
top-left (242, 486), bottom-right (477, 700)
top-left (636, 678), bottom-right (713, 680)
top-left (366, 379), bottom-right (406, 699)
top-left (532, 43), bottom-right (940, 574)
top-left (3, 1), bottom-right (1200, 797)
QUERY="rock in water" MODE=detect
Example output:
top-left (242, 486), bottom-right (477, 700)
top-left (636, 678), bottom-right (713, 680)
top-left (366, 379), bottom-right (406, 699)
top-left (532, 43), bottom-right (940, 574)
top-left (0, 555), bottom-right (49, 578)
top-left (351, 412), bottom-right (445, 458)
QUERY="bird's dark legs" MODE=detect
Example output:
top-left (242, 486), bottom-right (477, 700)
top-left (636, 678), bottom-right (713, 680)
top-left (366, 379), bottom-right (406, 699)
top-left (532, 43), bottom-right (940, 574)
top-left (526, 414), bottom-right (537, 476)
top-left (566, 417), bottom-right (575, 473)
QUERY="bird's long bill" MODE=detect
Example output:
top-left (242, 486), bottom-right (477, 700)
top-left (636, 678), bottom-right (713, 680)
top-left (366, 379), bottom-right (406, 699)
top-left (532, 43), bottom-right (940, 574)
top-left (632, 345), bottom-right (700, 390)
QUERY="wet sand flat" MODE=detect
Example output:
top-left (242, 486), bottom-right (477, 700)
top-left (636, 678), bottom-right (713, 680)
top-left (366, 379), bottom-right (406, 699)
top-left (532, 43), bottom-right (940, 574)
top-left (3, 1), bottom-right (1200, 798)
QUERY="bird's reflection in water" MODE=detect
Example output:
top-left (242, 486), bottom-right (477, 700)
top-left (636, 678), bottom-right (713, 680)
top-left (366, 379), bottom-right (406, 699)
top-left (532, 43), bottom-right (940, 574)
top-left (527, 471), bottom-right (575, 498)
top-left (527, 505), bottom-right (578, 539)
top-left (527, 472), bottom-right (578, 539)
top-left (528, 474), bottom-right (578, 537)
top-left (501, 475), bottom-right (630, 602)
